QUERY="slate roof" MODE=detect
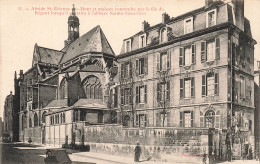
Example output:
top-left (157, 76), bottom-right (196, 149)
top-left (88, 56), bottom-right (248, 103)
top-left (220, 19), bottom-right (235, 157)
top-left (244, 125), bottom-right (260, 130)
top-left (36, 45), bottom-right (64, 65)
top-left (73, 99), bottom-right (106, 109)
top-left (45, 99), bottom-right (68, 108)
top-left (60, 25), bottom-right (115, 64)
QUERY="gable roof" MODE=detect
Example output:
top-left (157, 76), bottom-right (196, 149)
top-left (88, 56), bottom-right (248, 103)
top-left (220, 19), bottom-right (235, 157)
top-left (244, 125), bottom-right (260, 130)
top-left (32, 44), bottom-right (64, 66)
top-left (60, 25), bottom-right (115, 64)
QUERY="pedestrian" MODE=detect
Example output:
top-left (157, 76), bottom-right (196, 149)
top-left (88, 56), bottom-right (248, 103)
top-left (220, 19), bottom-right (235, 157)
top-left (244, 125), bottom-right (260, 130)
top-left (134, 143), bottom-right (142, 162)
top-left (203, 151), bottom-right (207, 164)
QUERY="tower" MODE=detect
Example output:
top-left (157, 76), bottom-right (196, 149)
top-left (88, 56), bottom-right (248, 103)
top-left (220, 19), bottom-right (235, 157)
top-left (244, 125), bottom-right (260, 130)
top-left (65, 4), bottom-right (80, 47)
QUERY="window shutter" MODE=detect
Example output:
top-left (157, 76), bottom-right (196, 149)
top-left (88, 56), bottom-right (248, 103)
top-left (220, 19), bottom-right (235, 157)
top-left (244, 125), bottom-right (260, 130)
top-left (129, 62), bottom-right (132, 78)
top-left (144, 85), bottom-right (147, 103)
top-left (167, 112), bottom-right (171, 127)
top-left (191, 77), bottom-right (195, 97)
top-left (202, 75), bottom-right (206, 97)
top-left (192, 44), bottom-right (196, 64)
top-left (121, 64), bottom-right (124, 79)
top-left (232, 43), bottom-right (236, 65)
top-left (136, 115), bottom-right (139, 127)
top-left (144, 57), bottom-right (148, 74)
top-left (215, 38), bottom-right (220, 60)
top-left (214, 73), bottom-right (219, 95)
top-left (166, 81), bottom-right (170, 100)
top-left (121, 89), bottom-right (124, 105)
top-left (156, 53), bottom-right (161, 71)
top-left (129, 88), bottom-right (133, 104)
top-left (201, 41), bottom-right (206, 62)
top-left (191, 111), bottom-right (194, 127)
top-left (136, 59), bottom-right (139, 76)
top-left (180, 79), bottom-right (184, 98)
top-left (179, 47), bottom-right (184, 66)
top-left (157, 83), bottom-right (161, 101)
top-left (180, 111), bottom-right (183, 127)
top-left (136, 86), bottom-right (139, 103)
top-left (114, 87), bottom-right (118, 107)
top-left (156, 113), bottom-right (160, 127)
top-left (167, 49), bottom-right (171, 69)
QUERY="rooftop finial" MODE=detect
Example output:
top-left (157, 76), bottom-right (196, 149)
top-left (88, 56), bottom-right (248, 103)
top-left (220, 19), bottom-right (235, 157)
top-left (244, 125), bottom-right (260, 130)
top-left (72, 4), bottom-right (75, 15)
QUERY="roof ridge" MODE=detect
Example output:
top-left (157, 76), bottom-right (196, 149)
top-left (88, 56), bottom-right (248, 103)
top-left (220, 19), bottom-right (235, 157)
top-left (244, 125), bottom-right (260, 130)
top-left (38, 46), bottom-right (64, 52)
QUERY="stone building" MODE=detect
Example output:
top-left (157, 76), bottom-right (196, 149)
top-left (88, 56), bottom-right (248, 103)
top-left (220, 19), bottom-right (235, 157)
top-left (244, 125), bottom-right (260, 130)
top-left (255, 61), bottom-right (260, 152)
top-left (115, 0), bottom-right (255, 160)
top-left (3, 90), bottom-right (19, 141)
top-left (14, 5), bottom-right (117, 146)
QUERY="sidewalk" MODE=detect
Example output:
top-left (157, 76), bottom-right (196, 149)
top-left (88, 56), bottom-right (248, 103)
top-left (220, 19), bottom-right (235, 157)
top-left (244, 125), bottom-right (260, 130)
top-left (69, 151), bottom-right (202, 164)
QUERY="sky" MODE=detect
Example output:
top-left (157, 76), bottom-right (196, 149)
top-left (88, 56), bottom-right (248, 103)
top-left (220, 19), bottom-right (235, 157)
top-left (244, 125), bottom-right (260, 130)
top-left (0, 0), bottom-right (260, 119)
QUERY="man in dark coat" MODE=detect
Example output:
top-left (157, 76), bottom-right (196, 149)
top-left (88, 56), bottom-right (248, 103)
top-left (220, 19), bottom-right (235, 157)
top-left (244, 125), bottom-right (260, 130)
top-left (134, 143), bottom-right (142, 162)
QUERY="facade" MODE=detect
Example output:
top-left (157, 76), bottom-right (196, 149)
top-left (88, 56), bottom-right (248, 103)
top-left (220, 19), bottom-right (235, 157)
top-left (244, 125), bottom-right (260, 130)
top-left (3, 90), bottom-right (19, 141)
top-left (255, 61), bottom-right (260, 152)
top-left (116, 0), bottom-right (255, 160)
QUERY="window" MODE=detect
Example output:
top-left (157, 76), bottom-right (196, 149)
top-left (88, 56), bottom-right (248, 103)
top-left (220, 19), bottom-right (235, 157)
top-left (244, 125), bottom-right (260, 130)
top-left (202, 73), bottom-right (219, 97)
top-left (113, 87), bottom-right (118, 108)
top-left (240, 76), bottom-right (245, 99)
top-left (180, 111), bottom-right (194, 127)
top-left (83, 76), bottom-right (103, 100)
top-left (139, 34), bottom-right (146, 48)
top-left (156, 112), bottom-right (169, 127)
top-left (136, 114), bottom-right (147, 127)
top-left (161, 28), bottom-right (167, 42)
top-left (157, 81), bottom-right (170, 102)
top-left (121, 62), bottom-right (132, 79)
top-left (206, 9), bottom-right (216, 27)
top-left (63, 113), bottom-right (66, 123)
top-left (205, 110), bottom-right (215, 128)
top-left (29, 117), bottom-right (32, 128)
top-left (201, 38), bottom-right (220, 62)
top-left (136, 57), bottom-right (148, 76)
top-left (60, 79), bottom-right (67, 99)
top-left (125, 40), bottom-right (131, 53)
top-left (184, 18), bottom-right (193, 34)
top-left (180, 77), bottom-right (195, 98)
top-left (179, 45), bottom-right (196, 66)
top-left (157, 50), bottom-right (171, 71)
top-left (121, 88), bottom-right (132, 105)
top-left (136, 85), bottom-right (147, 104)
top-left (34, 113), bottom-right (38, 127)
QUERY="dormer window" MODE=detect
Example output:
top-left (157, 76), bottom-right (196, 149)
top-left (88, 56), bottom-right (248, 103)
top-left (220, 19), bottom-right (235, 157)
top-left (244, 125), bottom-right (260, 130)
top-left (184, 17), bottom-right (193, 34)
top-left (125, 39), bottom-right (131, 53)
top-left (160, 28), bottom-right (167, 43)
top-left (206, 9), bottom-right (217, 27)
top-left (139, 34), bottom-right (146, 48)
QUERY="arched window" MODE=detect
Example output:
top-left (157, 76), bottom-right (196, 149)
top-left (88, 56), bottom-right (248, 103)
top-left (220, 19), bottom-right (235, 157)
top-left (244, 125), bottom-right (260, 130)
top-left (83, 76), bottom-right (102, 100)
top-left (60, 79), bottom-right (67, 99)
top-left (29, 117), bottom-right (32, 128)
top-left (42, 111), bottom-right (47, 123)
top-left (205, 110), bottom-right (215, 128)
top-left (34, 113), bottom-right (38, 127)
top-left (161, 28), bottom-right (167, 43)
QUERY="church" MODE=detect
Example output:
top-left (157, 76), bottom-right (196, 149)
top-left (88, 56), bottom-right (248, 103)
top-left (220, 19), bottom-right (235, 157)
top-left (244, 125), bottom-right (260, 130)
top-left (16, 5), bottom-right (118, 146)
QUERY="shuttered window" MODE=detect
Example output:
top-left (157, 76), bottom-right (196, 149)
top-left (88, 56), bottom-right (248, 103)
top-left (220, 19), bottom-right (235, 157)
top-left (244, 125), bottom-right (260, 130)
top-left (179, 47), bottom-right (184, 66)
top-left (215, 38), bottom-right (220, 59)
top-left (166, 81), bottom-right (170, 100)
top-left (157, 83), bottom-right (162, 101)
top-left (192, 44), bottom-right (196, 64)
top-left (201, 41), bottom-right (206, 62)
top-left (180, 79), bottom-right (184, 98)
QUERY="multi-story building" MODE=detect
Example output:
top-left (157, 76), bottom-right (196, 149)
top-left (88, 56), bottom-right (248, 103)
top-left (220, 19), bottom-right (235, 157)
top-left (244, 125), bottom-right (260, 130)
top-left (255, 61), bottom-right (260, 152)
top-left (3, 90), bottom-right (19, 141)
top-left (116, 0), bottom-right (256, 160)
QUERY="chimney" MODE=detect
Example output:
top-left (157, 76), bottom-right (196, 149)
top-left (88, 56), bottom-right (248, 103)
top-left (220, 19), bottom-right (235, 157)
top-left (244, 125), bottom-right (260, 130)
top-left (142, 21), bottom-right (150, 32)
top-left (205, 0), bottom-right (214, 8)
top-left (162, 13), bottom-right (170, 24)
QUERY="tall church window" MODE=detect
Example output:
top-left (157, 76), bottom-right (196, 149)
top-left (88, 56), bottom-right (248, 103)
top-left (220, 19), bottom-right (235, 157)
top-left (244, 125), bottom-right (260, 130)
top-left (42, 111), bottom-right (47, 123)
top-left (83, 76), bottom-right (103, 100)
top-left (60, 79), bottom-right (67, 99)
top-left (34, 113), bottom-right (38, 127)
